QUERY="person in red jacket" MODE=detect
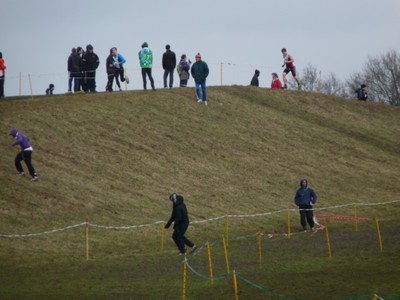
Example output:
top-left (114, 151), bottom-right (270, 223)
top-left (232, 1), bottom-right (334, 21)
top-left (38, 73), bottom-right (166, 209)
top-left (0, 52), bottom-right (6, 98)
top-left (271, 73), bottom-right (282, 89)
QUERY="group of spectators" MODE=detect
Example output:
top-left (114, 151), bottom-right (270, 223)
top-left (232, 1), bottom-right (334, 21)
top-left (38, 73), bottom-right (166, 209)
top-left (67, 44), bottom-right (99, 93)
top-left (65, 43), bottom-right (210, 104)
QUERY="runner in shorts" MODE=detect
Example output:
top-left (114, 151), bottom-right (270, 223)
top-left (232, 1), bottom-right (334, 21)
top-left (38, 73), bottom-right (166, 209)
top-left (281, 48), bottom-right (301, 90)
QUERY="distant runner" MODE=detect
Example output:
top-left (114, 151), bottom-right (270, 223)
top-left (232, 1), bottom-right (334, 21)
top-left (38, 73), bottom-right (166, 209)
top-left (281, 48), bottom-right (301, 90)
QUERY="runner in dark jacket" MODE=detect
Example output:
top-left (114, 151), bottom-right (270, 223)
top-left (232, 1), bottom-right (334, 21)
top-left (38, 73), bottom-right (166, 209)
top-left (165, 193), bottom-right (197, 255)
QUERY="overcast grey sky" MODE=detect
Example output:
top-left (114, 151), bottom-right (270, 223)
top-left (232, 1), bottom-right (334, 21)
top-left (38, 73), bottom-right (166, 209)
top-left (1, 0), bottom-right (399, 96)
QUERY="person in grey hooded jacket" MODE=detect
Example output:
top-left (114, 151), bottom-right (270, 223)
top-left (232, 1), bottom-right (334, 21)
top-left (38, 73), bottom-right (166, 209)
top-left (294, 178), bottom-right (317, 231)
top-left (165, 193), bottom-right (197, 255)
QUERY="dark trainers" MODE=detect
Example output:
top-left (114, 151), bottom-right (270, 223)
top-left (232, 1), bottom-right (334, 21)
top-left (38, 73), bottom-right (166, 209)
top-left (189, 245), bottom-right (198, 254)
top-left (177, 252), bottom-right (185, 256)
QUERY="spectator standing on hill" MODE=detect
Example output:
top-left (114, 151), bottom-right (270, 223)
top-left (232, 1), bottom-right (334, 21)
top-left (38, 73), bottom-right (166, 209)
top-left (67, 48), bottom-right (81, 93)
top-left (294, 178), bottom-right (317, 231)
top-left (177, 54), bottom-right (191, 87)
top-left (355, 84), bottom-right (368, 101)
top-left (82, 44), bottom-right (100, 92)
top-left (191, 53), bottom-right (209, 105)
top-left (281, 48), bottom-right (301, 90)
top-left (46, 84), bottom-right (55, 95)
top-left (162, 44), bottom-right (177, 88)
top-left (0, 52), bottom-right (6, 98)
top-left (9, 128), bottom-right (38, 181)
top-left (106, 48), bottom-right (116, 92)
top-left (250, 69), bottom-right (260, 87)
top-left (138, 42), bottom-right (155, 91)
top-left (112, 47), bottom-right (128, 91)
top-left (165, 193), bottom-right (197, 255)
top-left (271, 73), bottom-right (282, 89)
top-left (76, 47), bottom-right (85, 92)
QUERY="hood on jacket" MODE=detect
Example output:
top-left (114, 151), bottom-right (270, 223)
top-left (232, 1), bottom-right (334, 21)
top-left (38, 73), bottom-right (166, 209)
top-left (300, 178), bottom-right (308, 188)
top-left (169, 193), bottom-right (184, 205)
top-left (9, 128), bottom-right (18, 137)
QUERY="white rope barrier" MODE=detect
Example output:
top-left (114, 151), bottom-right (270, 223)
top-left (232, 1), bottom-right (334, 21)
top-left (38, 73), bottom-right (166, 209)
top-left (0, 200), bottom-right (399, 238)
top-left (0, 222), bottom-right (86, 238)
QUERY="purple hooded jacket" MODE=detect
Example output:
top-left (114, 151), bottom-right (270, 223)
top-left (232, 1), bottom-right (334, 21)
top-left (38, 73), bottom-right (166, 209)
top-left (9, 128), bottom-right (32, 150)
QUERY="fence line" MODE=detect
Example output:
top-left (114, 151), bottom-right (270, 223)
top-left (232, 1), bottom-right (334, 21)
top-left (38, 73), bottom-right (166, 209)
top-left (0, 200), bottom-right (399, 238)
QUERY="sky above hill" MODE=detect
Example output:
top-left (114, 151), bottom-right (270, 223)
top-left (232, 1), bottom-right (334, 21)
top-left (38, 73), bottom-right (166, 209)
top-left (1, 0), bottom-right (399, 96)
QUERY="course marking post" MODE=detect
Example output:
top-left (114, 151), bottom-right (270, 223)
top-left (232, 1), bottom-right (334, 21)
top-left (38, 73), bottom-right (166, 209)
top-left (222, 235), bottom-right (230, 274)
top-left (220, 62), bottom-right (223, 86)
top-left (160, 222), bottom-right (165, 252)
top-left (182, 256), bottom-right (187, 300)
top-left (325, 225), bottom-right (332, 258)
top-left (85, 219), bottom-right (89, 260)
top-left (225, 214), bottom-right (230, 247)
top-left (258, 231), bottom-right (263, 267)
top-left (375, 218), bottom-right (383, 252)
top-left (354, 205), bottom-right (359, 232)
top-left (233, 269), bottom-right (239, 300)
top-left (207, 241), bottom-right (214, 286)
top-left (28, 74), bottom-right (33, 100)
top-left (19, 72), bottom-right (22, 96)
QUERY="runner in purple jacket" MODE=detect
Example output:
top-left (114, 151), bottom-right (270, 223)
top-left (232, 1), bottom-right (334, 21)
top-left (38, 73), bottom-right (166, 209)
top-left (9, 128), bottom-right (38, 181)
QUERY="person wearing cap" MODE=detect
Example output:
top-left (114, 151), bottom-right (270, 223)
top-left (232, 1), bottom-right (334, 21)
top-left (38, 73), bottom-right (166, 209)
top-left (281, 48), bottom-right (301, 90)
top-left (9, 128), bottom-right (38, 181)
top-left (81, 44), bottom-right (100, 92)
top-left (165, 193), bottom-right (197, 255)
top-left (177, 54), bottom-right (191, 87)
top-left (355, 84), bottom-right (368, 101)
top-left (138, 42), bottom-right (155, 90)
top-left (0, 52), bottom-right (6, 98)
top-left (271, 73), bottom-right (282, 89)
top-left (294, 178), bottom-right (317, 231)
top-left (250, 69), bottom-right (260, 87)
top-left (162, 44), bottom-right (177, 88)
top-left (190, 53), bottom-right (209, 105)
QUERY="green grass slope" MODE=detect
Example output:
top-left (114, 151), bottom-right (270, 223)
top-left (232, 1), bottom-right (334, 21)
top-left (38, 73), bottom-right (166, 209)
top-left (0, 87), bottom-right (399, 299)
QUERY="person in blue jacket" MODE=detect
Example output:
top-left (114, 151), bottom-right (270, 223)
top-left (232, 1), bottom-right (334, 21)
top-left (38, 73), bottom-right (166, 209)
top-left (165, 193), bottom-right (197, 255)
top-left (294, 178), bottom-right (317, 231)
top-left (111, 47), bottom-right (128, 91)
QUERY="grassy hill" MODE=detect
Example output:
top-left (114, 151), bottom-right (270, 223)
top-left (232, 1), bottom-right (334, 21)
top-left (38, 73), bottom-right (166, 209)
top-left (0, 87), bottom-right (399, 299)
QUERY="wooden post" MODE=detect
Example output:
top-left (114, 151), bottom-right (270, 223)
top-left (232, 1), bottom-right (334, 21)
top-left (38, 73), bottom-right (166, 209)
top-left (325, 226), bottom-right (332, 258)
top-left (375, 218), bottom-right (383, 252)
top-left (160, 222), bottom-right (165, 252)
top-left (222, 235), bottom-right (230, 274)
top-left (85, 219), bottom-right (89, 260)
top-left (207, 241), bottom-right (214, 286)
